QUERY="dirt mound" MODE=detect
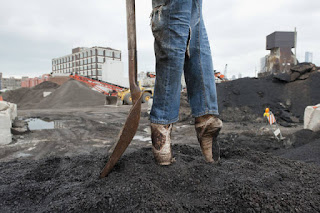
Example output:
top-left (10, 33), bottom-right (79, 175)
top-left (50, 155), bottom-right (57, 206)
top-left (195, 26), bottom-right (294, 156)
top-left (178, 72), bottom-right (320, 123)
top-left (216, 72), bottom-right (320, 122)
top-left (0, 144), bottom-right (319, 212)
top-left (35, 79), bottom-right (105, 109)
top-left (2, 81), bottom-right (59, 109)
top-left (33, 81), bottom-right (60, 90)
top-left (280, 139), bottom-right (320, 164)
top-left (2, 87), bottom-right (30, 105)
top-left (275, 130), bottom-right (320, 164)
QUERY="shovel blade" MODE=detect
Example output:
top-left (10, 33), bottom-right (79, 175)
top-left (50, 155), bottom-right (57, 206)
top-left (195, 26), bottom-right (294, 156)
top-left (100, 94), bottom-right (142, 178)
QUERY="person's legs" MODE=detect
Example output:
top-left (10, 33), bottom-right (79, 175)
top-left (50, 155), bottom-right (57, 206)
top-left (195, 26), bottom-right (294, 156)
top-left (184, 0), bottom-right (222, 163)
top-left (183, 0), bottom-right (218, 116)
top-left (150, 0), bottom-right (193, 125)
top-left (150, 0), bottom-right (193, 165)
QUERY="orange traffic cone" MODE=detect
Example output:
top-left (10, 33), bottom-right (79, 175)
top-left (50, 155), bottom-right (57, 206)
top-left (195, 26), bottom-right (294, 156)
top-left (0, 96), bottom-right (3, 101)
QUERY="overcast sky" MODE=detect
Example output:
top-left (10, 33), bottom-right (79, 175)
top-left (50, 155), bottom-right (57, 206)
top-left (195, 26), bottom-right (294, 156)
top-left (1, 0), bottom-right (319, 79)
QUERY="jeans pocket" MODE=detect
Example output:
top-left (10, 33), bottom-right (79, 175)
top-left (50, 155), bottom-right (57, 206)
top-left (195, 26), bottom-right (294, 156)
top-left (150, 1), bottom-right (168, 33)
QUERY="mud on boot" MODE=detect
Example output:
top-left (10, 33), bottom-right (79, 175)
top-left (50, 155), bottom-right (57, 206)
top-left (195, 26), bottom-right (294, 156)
top-left (151, 123), bottom-right (175, 165)
top-left (195, 114), bottom-right (223, 163)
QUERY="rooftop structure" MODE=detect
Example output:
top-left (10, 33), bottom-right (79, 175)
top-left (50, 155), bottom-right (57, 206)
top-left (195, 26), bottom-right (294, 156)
top-left (265, 31), bottom-right (297, 74)
top-left (266, 31), bottom-right (295, 50)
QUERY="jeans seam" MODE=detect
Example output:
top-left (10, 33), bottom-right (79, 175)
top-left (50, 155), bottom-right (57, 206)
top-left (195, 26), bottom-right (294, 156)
top-left (161, 0), bottom-right (171, 121)
top-left (197, 3), bottom-right (208, 113)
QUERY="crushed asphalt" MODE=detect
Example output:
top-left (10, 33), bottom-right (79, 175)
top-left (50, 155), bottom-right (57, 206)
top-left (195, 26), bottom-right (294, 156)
top-left (1, 142), bottom-right (319, 212)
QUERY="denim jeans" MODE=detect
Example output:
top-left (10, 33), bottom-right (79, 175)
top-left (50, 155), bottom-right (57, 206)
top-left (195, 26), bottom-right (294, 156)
top-left (150, 0), bottom-right (219, 125)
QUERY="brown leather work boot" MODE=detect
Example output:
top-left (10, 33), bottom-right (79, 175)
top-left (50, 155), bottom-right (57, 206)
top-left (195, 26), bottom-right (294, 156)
top-left (151, 123), bottom-right (174, 165)
top-left (195, 114), bottom-right (223, 163)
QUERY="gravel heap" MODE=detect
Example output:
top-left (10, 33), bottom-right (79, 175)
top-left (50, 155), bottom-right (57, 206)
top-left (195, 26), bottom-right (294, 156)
top-left (35, 79), bottom-right (105, 109)
top-left (2, 81), bottom-right (59, 109)
top-left (3, 79), bottom-right (106, 109)
top-left (1, 142), bottom-right (319, 212)
top-left (179, 68), bottom-right (320, 124)
top-left (216, 71), bottom-right (320, 123)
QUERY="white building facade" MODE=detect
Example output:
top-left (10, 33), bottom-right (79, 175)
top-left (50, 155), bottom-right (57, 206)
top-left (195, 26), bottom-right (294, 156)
top-left (52, 46), bottom-right (121, 79)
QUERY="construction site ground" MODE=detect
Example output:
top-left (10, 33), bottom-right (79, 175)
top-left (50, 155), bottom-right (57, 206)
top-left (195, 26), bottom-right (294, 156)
top-left (1, 68), bottom-right (320, 212)
top-left (1, 104), bottom-right (320, 212)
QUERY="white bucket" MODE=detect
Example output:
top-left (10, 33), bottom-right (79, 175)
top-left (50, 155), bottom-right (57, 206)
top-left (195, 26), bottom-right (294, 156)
top-left (304, 104), bottom-right (320, 131)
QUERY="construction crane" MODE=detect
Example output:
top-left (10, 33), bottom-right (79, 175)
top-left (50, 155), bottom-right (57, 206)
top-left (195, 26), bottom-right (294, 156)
top-left (214, 64), bottom-right (228, 83)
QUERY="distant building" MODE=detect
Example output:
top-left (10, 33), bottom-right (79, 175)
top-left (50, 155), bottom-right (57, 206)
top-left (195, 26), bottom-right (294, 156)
top-left (52, 46), bottom-right (122, 80)
top-left (305, 52), bottom-right (313, 63)
top-left (1, 77), bottom-right (21, 90)
top-left (260, 55), bottom-right (268, 73)
top-left (21, 74), bottom-right (50, 88)
top-left (238, 73), bottom-right (242, 79)
top-left (0, 72), bottom-right (2, 90)
top-left (231, 75), bottom-right (236, 80)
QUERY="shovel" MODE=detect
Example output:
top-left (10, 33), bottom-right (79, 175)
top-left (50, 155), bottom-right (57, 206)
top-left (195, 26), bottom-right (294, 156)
top-left (100, 0), bottom-right (142, 178)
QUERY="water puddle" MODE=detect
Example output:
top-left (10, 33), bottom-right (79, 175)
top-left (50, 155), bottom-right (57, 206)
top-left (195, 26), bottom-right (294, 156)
top-left (133, 135), bottom-right (151, 142)
top-left (26, 118), bottom-right (66, 130)
top-left (14, 152), bottom-right (32, 158)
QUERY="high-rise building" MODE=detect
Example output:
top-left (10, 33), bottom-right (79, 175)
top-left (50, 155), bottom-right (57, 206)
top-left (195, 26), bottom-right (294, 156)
top-left (52, 46), bottom-right (121, 79)
top-left (260, 55), bottom-right (268, 73)
top-left (305, 52), bottom-right (313, 63)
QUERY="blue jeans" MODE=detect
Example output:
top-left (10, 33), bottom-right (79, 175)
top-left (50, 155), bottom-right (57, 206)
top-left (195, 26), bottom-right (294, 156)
top-left (150, 0), bottom-right (219, 125)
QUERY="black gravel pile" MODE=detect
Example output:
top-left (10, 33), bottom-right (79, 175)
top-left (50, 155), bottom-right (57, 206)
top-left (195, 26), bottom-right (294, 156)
top-left (1, 144), bottom-right (319, 213)
top-left (275, 130), bottom-right (320, 164)
top-left (216, 72), bottom-right (320, 122)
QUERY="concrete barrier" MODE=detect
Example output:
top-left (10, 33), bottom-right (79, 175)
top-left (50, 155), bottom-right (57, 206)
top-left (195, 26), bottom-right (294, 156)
top-left (8, 103), bottom-right (17, 120)
top-left (0, 101), bottom-right (10, 111)
top-left (304, 104), bottom-right (320, 131)
top-left (0, 101), bottom-right (17, 145)
top-left (0, 128), bottom-right (12, 145)
top-left (0, 109), bottom-right (12, 129)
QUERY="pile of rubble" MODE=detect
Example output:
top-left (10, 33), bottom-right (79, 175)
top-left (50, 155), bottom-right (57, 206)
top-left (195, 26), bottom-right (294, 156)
top-left (274, 62), bottom-right (320, 82)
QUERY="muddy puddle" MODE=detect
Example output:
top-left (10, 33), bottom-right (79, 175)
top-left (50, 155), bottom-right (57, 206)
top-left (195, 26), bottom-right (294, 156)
top-left (25, 118), bottom-right (66, 130)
